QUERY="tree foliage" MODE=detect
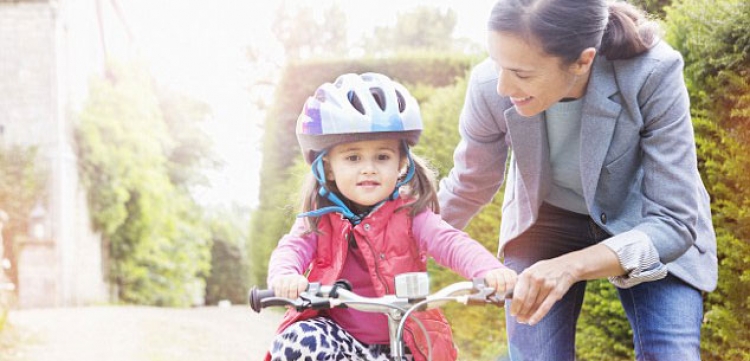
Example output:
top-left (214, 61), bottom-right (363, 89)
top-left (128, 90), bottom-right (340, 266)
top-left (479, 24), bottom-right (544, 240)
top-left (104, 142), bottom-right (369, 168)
top-left (272, 1), bottom-right (349, 60)
top-left (630, 0), bottom-right (674, 17)
top-left (204, 209), bottom-right (250, 305)
top-left (363, 6), bottom-right (459, 55)
top-left (664, 0), bottom-right (750, 358)
top-left (418, 76), bottom-right (512, 359)
top-left (75, 62), bottom-right (212, 306)
top-left (0, 146), bottom-right (46, 290)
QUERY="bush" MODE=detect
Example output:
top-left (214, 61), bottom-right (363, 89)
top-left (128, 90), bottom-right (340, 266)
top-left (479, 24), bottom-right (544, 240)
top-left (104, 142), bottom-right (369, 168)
top-left (665, 0), bottom-right (750, 358)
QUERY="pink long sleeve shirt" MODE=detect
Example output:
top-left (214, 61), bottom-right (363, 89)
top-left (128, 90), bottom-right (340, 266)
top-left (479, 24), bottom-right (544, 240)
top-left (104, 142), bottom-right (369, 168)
top-left (267, 208), bottom-right (504, 344)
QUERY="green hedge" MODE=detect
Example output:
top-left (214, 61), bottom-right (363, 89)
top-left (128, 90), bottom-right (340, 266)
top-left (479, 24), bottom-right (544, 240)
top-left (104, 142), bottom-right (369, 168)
top-left (665, 1), bottom-right (750, 359)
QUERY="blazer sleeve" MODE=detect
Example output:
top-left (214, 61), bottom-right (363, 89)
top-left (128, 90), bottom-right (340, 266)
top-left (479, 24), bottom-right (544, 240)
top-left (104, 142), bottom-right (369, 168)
top-left (438, 59), bottom-right (510, 230)
top-left (603, 44), bottom-right (705, 266)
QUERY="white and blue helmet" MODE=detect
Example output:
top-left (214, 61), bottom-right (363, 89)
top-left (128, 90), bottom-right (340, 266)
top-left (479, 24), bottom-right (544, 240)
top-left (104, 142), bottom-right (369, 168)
top-left (296, 72), bottom-right (422, 164)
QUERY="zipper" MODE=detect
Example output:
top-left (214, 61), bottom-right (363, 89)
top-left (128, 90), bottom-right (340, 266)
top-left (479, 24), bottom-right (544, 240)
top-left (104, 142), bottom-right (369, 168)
top-left (405, 325), bottom-right (429, 360)
top-left (357, 230), bottom-right (390, 294)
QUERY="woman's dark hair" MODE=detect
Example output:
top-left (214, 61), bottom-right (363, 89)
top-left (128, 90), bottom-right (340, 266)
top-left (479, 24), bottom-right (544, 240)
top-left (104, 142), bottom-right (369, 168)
top-left (487, 0), bottom-right (660, 63)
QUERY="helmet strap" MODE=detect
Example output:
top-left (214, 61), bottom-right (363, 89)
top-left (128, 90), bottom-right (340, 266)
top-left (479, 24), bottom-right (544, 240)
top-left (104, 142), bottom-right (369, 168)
top-left (390, 144), bottom-right (415, 200)
top-left (298, 150), bottom-right (364, 225)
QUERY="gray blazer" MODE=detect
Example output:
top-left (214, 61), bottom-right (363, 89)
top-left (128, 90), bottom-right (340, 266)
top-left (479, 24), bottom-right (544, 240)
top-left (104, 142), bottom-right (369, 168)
top-left (438, 40), bottom-right (717, 292)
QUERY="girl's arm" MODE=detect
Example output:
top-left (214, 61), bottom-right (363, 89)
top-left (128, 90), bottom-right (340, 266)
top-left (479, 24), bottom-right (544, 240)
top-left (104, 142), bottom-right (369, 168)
top-left (267, 218), bottom-right (317, 297)
top-left (412, 209), bottom-right (504, 279)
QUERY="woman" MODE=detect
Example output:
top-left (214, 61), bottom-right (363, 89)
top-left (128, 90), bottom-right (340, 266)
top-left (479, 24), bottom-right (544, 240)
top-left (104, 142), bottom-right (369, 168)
top-left (437, 1), bottom-right (717, 360)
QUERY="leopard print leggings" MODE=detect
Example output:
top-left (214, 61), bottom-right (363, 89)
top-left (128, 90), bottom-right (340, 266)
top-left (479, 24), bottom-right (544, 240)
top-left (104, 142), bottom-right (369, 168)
top-left (269, 317), bottom-right (414, 361)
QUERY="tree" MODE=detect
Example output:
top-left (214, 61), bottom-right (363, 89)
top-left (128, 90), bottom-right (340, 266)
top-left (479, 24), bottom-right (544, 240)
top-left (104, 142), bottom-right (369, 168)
top-left (158, 87), bottom-right (218, 188)
top-left (76, 61), bottom-right (211, 306)
top-left (271, 1), bottom-right (349, 61)
top-left (363, 6), bottom-right (458, 56)
top-left (204, 209), bottom-right (249, 305)
top-left (0, 146), bottom-right (46, 290)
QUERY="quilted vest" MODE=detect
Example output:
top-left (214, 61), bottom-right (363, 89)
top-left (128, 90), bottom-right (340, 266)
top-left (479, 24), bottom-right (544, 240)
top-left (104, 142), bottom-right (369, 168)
top-left (265, 198), bottom-right (458, 361)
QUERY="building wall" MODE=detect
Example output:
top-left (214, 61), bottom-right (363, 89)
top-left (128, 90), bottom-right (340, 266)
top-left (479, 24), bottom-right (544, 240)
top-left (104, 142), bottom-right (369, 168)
top-left (0, 0), bottom-right (109, 307)
top-left (0, 0), bottom-right (56, 148)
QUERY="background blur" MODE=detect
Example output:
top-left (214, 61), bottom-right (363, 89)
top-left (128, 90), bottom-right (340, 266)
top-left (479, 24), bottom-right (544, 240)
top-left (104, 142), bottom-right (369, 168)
top-left (1, 0), bottom-right (749, 360)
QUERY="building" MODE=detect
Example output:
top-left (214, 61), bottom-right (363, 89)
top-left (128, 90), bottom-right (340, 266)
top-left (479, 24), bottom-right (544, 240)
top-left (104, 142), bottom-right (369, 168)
top-left (0, 0), bottom-right (133, 307)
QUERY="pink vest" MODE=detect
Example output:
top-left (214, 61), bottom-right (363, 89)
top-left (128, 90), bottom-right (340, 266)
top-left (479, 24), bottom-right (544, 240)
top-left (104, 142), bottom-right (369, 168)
top-left (266, 199), bottom-right (458, 361)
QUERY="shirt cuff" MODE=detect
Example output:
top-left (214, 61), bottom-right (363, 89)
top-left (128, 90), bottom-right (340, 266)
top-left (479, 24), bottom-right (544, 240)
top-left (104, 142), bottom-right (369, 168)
top-left (601, 229), bottom-right (668, 289)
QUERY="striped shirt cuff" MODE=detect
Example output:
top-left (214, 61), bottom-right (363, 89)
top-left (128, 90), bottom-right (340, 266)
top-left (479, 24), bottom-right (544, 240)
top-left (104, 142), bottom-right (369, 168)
top-left (601, 230), bottom-right (668, 289)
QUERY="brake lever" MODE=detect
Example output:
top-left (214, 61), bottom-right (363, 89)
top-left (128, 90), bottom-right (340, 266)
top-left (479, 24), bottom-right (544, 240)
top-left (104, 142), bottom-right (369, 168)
top-left (296, 293), bottom-right (333, 311)
top-left (467, 278), bottom-right (512, 307)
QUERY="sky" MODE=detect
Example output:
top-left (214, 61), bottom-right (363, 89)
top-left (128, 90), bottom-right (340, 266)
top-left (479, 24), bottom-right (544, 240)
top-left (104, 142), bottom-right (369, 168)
top-left (112, 0), bottom-right (498, 209)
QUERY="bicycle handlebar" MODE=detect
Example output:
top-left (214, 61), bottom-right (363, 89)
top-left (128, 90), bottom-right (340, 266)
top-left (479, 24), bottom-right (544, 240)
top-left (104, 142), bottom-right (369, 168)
top-left (249, 275), bottom-right (512, 361)
top-left (248, 277), bottom-right (511, 314)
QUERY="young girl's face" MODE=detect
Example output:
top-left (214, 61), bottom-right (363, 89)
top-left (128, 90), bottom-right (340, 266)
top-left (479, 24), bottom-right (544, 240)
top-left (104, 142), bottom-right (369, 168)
top-left (325, 139), bottom-right (405, 208)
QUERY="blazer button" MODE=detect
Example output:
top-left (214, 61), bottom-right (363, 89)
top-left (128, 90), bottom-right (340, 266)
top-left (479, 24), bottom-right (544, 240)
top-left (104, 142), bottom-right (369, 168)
top-left (600, 212), bottom-right (608, 224)
top-left (364, 224), bottom-right (371, 231)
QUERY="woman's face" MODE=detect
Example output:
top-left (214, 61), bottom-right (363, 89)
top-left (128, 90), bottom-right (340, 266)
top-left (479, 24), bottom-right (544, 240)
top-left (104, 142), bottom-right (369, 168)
top-left (487, 31), bottom-right (594, 117)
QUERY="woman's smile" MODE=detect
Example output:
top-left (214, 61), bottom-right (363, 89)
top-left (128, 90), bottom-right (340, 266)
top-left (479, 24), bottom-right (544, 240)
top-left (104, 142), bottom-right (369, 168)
top-left (510, 96), bottom-right (534, 106)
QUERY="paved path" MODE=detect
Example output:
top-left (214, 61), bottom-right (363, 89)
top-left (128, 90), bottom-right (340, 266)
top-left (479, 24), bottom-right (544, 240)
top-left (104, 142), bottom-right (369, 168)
top-left (0, 305), bottom-right (283, 361)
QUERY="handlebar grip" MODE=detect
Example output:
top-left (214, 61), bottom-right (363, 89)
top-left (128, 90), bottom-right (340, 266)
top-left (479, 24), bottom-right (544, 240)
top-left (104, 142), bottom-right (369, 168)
top-left (248, 286), bottom-right (276, 313)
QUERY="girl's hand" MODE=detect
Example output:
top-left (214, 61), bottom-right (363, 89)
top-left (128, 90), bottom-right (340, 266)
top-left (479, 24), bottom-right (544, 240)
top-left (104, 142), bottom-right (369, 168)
top-left (271, 274), bottom-right (309, 299)
top-left (483, 267), bottom-right (518, 296)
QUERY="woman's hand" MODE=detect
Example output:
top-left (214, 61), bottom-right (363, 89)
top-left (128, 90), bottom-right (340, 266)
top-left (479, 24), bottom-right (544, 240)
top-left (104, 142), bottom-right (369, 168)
top-left (271, 274), bottom-right (309, 299)
top-left (484, 267), bottom-right (518, 296)
top-left (510, 244), bottom-right (625, 326)
top-left (510, 257), bottom-right (579, 326)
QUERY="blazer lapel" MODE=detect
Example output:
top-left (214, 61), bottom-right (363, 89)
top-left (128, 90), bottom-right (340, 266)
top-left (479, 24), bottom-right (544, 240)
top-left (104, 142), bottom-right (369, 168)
top-left (505, 108), bottom-right (550, 204)
top-left (580, 58), bottom-right (622, 206)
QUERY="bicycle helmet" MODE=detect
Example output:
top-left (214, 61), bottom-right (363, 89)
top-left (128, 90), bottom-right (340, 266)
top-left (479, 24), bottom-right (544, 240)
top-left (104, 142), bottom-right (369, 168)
top-left (295, 73), bottom-right (423, 224)
top-left (296, 72), bottom-right (422, 164)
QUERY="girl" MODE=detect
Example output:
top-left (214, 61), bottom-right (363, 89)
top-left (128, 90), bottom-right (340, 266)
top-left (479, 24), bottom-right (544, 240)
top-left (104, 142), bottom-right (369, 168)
top-left (265, 72), bottom-right (517, 361)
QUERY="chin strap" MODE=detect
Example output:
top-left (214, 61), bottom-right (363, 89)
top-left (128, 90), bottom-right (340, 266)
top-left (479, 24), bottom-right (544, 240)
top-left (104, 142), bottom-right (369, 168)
top-left (391, 150), bottom-right (415, 200)
top-left (296, 144), bottom-right (416, 225)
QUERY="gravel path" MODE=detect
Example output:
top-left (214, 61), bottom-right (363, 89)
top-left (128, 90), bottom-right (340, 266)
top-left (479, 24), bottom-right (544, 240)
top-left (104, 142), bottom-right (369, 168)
top-left (0, 305), bottom-right (283, 361)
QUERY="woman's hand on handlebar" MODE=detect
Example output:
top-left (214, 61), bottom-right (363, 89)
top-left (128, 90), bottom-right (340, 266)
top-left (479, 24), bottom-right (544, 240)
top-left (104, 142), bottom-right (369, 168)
top-left (271, 274), bottom-right (309, 299)
top-left (483, 267), bottom-right (518, 296)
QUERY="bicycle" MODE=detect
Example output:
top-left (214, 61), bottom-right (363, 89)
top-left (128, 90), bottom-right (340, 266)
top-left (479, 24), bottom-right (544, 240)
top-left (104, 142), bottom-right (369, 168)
top-left (249, 272), bottom-right (511, 361)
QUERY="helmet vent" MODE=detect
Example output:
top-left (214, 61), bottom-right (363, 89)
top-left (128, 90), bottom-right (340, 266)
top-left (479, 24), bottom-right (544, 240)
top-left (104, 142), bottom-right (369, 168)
top-left (395, 90), bottom-right (406, 112)
top-left (314, 88), bottom-right (327, 102)
top-left (347, 91), bottom-right (366, 115)
top-left (370, 87), bottom-right (387, 111)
